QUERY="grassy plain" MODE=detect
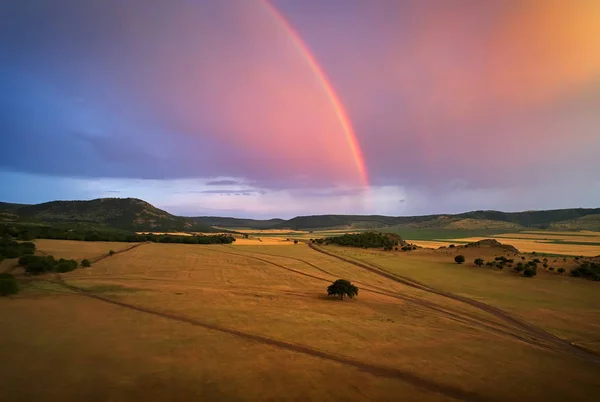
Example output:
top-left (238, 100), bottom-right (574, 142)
top-left (1, 240), bottom-right (599, 401)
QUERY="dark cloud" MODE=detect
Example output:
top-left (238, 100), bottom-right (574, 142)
top-left (1, 0), bottom-right (599, 214)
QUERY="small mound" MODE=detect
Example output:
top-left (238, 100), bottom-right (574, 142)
top-left (465, 239), bottom-right (519, 253)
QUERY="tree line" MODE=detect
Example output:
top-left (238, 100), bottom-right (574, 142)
top-left (313, 231), bottom-right (400, 250)
top-left (0, 223), bottom-right (235, 245)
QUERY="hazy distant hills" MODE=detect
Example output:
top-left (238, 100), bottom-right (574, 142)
top-left (1, 198), bottom-right (599, 232)
top-left (266, 209), bottom-right (600, 231)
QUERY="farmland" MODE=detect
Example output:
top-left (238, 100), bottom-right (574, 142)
top-left (1, 237), bottom-right (600, 401)
top-left (406, 230), bottom-right (600, 256)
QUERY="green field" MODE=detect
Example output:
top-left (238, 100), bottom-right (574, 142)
top-left (1, 239), bottom-right (599, 401)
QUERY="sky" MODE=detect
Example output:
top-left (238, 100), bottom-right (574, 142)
top-left (1, 0), bottom-right (599, 219)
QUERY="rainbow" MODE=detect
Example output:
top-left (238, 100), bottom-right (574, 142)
top-left (261, 0), bottom-right (369, 187)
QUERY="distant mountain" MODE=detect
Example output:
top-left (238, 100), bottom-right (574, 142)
top-left (191, 216), bottom-right (285, 229)
top-left (0, 198), bottom-right (219, 233)
top-left (1, 198), bottom-right (599, 232)
top-left (272, 208), bottom-right (600, 231)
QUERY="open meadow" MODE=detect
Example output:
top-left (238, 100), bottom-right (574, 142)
top-left (1, 239), bottom-right (600, 401)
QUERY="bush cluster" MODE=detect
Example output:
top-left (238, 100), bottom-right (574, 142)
top-left (315, 232), bottom-right (400, 250)
top-left (18, 255), bottom-right (79, 275)
top-left (571, 261), bottom-right (600, 281)
top-left (0, 238), bottom-right (36, 260)
top-left (0, 273), bottom-right (19, 296)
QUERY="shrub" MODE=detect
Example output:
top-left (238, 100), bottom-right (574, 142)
top-left (454, 255), bottom-right (465, 264)
top-left (449, 244), bottom-right (455, 248)
top-left (56, 259), bottom-right (78, 273)
top-left (474, 258), bottom-right (484, 267)
top-left (593, 274), bottom-right (600, 282)
top-left (571, 269), bottom-right (582, 277)
top-left (18, 255), bottom-right (40, 267)
top-left (532, 258), bottom-right (541, 263)
top-left (327, 279), bottom-right (359, 300)
top-left (521, 256), bottom-right (526, 260)
top-left (514, 264), bottom-right (524, 273)
top-left (108, 250), bottom-right (115, 256)
top-left (0, 273), bottom-right (19, 296)
top-left (523, 268), bottom-right (537, 277)
top-left (557, 268), bottom-right (565, 274)
top-left (81, 259), bottom-right (91, 267)
top-left (549, 267), bottom-right (554, 271)
top-left (293, 239), bottom-right (298, 244)
top-left (23, 259), bottom-right (53, 275)
top-left (485, 262), bottom-right (494, 267)
top-left (543, 263), bottom-right (548, 268)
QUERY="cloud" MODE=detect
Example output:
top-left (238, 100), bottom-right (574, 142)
top-left (1, 0), bottom-right (599, 214)
top-left (205, 179), bottom-right (241, 186)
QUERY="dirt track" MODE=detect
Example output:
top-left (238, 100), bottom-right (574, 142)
top-left (42, 241), bottom-right (598, 400)
top-left (308, 243), bottom-right (600, 364)
top-left (51, 276), bottom-right (496, 402)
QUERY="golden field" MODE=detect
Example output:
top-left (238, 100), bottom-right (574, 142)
top-left (1, 240), bottom-right (599, 401)
top-left (407, 231), bottom-right (600, 256)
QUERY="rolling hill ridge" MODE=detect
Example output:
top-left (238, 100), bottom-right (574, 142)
top-left (1, 198), bottom-right (599, 232)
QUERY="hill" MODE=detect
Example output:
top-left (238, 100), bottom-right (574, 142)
top-left (191, 216), bottom-right (285, 229)
top-left (273, 209), bottom-right (600, 231)
top-left (1, 198), bottom-right (219, 233)
top-left (1, 198), bottom-right (599, 233)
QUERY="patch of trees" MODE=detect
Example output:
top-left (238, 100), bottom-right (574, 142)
top-left (570, 261), bottom-right (600, 281)
top-left (18, 255), bottom-right (79, 275)
top-left (327, 279), bottom-right (359, 300)
top-left (0, 273), bottom-right (19, 296)
top-left (0, 238), bottom-right (35, 260)
top-left (316, 232), bottom-right (400, 250)
top-left (513, 262), bottom-right (537, 277)
top-left (0, 223), bottom-right (236, 245)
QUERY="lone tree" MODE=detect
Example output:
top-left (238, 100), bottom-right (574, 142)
top-left (474, 258), bottom-right (484, 267)
top-left (454, 255), bottom-right (465, 264)
top-left (327, 279), bottom-right (359, 300)
top-left (81, 259), bottom-right (91, 268)
top-left (293, 239), bottom-right (298, 244)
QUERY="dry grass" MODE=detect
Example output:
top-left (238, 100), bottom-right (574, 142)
top-left (34, 239), bottom-right (139, 260)
top-left (493, 232), bottom-right (600, 243)
top-left (409, 240), bottom-right (463, 249)
top-left (136, 231), bottom-right (194, 236)
top-left (410, 233), bottom-right (600, 256)
top-left (232, 237), bottom-right (294, 246)
top-left (349, 245), bottom-right (600, 352)
top-left (217, 228), bottom-right (307, 234)
top-left (1, 241), bottom-right (599, 401)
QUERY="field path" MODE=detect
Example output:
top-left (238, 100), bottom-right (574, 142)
top-left (218, 247), bottom-right (577, 353)
top-left (50, 276), bottom-right (496, 402)
top-left (88, 242), bottom-right (149, 264)
top-left (308, 243), bottom-right (600, 365)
